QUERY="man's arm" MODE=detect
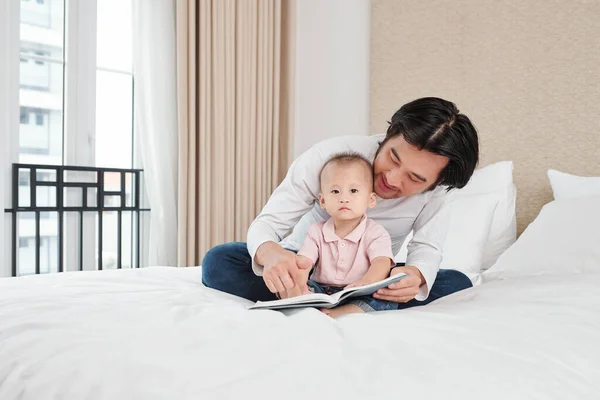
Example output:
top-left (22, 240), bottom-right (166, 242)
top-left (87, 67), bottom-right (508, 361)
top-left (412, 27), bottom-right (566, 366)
top-left (405, 186), bottom-right (450, 300)
top-left (375, 187), bottom-right (451, 302)
top-left (276, 227), bottom-right (320, 299)
top-left (247, 145), bottom-right (325, 275)
top-left (248, 136), bottom-right (374, 274)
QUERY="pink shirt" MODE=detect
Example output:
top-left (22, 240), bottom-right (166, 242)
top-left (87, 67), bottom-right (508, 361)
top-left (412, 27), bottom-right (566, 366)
top-left (297, 217), bottom-right (395, 286)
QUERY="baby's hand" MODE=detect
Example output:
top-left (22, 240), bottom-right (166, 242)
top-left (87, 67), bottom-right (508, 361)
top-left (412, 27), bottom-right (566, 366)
top-left (344, 277), bottom-right (378, 290)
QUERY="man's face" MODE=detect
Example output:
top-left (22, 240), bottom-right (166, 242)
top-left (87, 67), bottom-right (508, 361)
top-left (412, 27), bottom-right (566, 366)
top-left (373, 135), bottom-right (449, 199)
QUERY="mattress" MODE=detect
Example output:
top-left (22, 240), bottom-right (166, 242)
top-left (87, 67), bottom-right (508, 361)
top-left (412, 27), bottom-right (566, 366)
top-left (1, 266), bottom-right (599, 399)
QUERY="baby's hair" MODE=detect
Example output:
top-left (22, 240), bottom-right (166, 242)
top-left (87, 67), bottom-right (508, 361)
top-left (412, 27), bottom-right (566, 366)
top-left (319, 151), bottom-right (374, 188)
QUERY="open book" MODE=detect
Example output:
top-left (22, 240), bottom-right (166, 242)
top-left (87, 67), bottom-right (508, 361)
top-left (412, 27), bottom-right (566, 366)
top-left (249, 273), bottom-right (408, 310)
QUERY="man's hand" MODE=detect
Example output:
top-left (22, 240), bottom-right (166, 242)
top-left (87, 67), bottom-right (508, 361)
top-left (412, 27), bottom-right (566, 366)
top-left (278, 258), bottom-right (313, 299)
top-left (257, 242), bottom-right (313, 295)
top-left (372, 265), bottom-right (424, 303)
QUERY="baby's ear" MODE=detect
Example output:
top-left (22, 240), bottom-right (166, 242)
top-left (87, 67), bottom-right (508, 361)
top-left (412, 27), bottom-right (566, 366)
top-left (368, 192), bottom-right (377, 208)
top-left (318, 194), bottom-right (325, 208)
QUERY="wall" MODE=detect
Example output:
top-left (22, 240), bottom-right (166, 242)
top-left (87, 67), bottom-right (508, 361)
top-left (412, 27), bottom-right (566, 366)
top-left (293, 0), bottom-right (371, 158)
top-left (371, 0), bottom-right (600, 232)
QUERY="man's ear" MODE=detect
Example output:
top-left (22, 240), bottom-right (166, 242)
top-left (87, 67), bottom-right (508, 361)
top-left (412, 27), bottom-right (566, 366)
top-left (318, 194), bottom-right (325, 208)
top-left (368, 192), bottom-right (377, 208)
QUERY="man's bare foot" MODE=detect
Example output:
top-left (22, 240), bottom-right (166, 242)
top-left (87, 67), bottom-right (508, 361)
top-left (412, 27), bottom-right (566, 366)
top-left (321, 304), bottom-right (364, 318)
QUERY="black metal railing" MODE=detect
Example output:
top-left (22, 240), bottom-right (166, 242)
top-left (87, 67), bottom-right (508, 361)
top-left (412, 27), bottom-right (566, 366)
top-left (4, 163), bottom-right (149, 277)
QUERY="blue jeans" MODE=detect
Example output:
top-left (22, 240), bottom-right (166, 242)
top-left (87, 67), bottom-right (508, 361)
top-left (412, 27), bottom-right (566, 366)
top-left (202, 242), bottom-right (473, 308)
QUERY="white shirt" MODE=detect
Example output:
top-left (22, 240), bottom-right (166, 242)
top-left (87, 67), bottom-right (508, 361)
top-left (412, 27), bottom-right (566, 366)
top-left (246, 134), bottom-right (451, 300)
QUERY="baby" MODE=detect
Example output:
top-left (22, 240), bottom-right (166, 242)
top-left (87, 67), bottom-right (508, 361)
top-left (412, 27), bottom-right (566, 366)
top-left (296, 152), bottom-right (397, 318)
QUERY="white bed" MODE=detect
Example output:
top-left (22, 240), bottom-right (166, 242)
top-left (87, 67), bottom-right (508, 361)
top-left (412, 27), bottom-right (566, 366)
top-left (1, 196), bottom-right (600, 399)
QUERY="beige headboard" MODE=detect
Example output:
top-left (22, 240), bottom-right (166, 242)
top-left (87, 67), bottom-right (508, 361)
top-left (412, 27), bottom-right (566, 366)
top-left (370, 0), bottom-right (600, 233)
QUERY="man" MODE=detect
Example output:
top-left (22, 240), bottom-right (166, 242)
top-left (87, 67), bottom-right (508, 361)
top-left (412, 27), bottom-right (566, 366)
top-left (202, 97), bottom-right (479, 309)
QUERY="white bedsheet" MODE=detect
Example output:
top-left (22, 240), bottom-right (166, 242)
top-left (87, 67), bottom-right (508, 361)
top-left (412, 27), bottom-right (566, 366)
top-left (1, 266), bottom-right (600, 400)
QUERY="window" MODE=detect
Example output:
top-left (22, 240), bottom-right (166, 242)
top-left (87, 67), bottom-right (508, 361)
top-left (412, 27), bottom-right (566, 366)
top-left (95, 0), bottom-right (136, 271)
top-left (35, 110), bottom-right (44, 125)
top-left (96, 0), bottom-right (133, 169)
top-left (21, 212), bottom-right (53, 219)
top-left (18, 170), bottom-right (29, 185)
top-left (19, 238), bottom-right (30, 248)
top-left (20, 47), bottom-right (52, 90)
top-left (33, 51), bottom-right (47, 65)
top-left (18, 0), bottom-right (64, 276)
top-left (7, 0), bottom-right (141, 276)
top-left (20, 0), bottom-right (52, 29)
top-left (19, 107), bottom-right (50, 153)
top-left (20, 107), bottom-right (28, 123)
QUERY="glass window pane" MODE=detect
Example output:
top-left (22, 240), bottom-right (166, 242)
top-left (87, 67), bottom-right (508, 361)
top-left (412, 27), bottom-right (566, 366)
top-left (17, 212), bottom-right (59, 276)
top-left (95, 70), bottom-right (133, 168)
top-left (20, 0), bottom-right (64, 57)
top-left (100, 211), bottom-right (118, 269)
top-left (18, 169), bottom-right (31, 208)
top-left (20, 0), bottom-right (64, 165)
top-left (18, 0), bottom-right (64, 277)
top-left (19, 60), bottom-right (63, 164)
top-left (96, 211), bottom-right (133, 270)
top-left (122, 211), bottom-right (133, 269)
top-left (97, 0), bottom-right (133, 72)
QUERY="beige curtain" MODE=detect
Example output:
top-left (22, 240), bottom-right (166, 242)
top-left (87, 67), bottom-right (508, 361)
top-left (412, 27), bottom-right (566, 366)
top-left (176, 0), bottom-right (295, 266)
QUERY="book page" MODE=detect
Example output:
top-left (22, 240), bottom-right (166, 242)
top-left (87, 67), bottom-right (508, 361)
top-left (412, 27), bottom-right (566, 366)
top-left (332, 273), bottom-right (408, 303)
top-left (248, 273), bottom-right (409, 310)
top-left (249, 292), bottom-right (334, 309)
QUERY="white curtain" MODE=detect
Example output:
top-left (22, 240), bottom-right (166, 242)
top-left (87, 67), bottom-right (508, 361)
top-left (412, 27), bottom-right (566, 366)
top-left (132, 1), bottom-right (178, 266)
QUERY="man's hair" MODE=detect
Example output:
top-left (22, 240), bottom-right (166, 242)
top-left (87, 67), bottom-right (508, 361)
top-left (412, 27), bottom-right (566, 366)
top-left (381, 97), bottom-right (479, 190)
top-left (319, 152), bottom-right (374, 189)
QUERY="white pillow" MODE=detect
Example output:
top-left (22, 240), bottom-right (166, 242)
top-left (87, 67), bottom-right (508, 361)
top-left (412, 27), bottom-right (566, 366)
top-left (483, 196), bottom-right (600, 281)
top-left (460, 161), bottom-right (517, 270)
top-left (443, 193), bottom-right (498, 273)
top-left (394, 194), bottom-right (496, 280)
top-left (548, 169), bottom-right (600, 200)
top-left (395, 161), bottom-right (515, 280)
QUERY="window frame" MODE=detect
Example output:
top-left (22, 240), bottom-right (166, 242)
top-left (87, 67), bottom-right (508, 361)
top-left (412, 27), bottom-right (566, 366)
top-left (1, 0), bottom-right (21, 278)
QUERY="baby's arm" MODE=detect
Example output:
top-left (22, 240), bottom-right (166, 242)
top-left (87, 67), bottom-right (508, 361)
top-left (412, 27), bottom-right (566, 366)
top-left (297, 225), bottom-right (319, 267)
top-left (345, 257), bottom-right (392, 288)
top-left (345, 224), bottom-right (395, 289)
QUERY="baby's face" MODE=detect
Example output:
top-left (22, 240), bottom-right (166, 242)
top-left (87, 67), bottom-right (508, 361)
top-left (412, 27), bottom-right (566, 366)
top-left (319, 162), bottom-right (376, 221)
